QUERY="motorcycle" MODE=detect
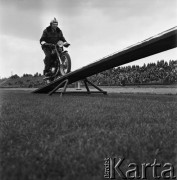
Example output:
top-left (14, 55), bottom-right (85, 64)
top-left (43, 41), bottom-right (71, 83)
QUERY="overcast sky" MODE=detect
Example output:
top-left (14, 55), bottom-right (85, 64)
top-left (0, 0), bottom-right (177, 78)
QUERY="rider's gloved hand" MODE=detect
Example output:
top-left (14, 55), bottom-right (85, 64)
top-left (41, 42), bottom-right (53, 47)
top-left (44, 43), bottom-right (51, 46)
top-left (41, 41), bottom-right (46, 45)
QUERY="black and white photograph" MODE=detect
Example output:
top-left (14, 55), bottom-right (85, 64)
top-left (0, 0), bottom-right (177, 179)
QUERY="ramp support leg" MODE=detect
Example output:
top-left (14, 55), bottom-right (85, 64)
top-left (48, 79), bottom-right (69, 96)
top-left (83, 78), bottom-right (107, 95)
top-left (83, 79), bottom-right (91, 94)
top-left (48, 78), bottom-right (107, 96)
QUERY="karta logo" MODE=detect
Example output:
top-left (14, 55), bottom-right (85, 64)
top-left (104, 158), bottom-right (176, 179)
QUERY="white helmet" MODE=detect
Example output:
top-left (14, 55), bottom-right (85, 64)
top-left (50, 17), bottom-right (58, 25)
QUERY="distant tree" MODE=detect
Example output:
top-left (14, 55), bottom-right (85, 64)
top-left (18, 80), bottom-right (23, 85)
top-left (23, 74), bottom-right (33, 77)
top-left (10, 74), bottom-right (19, 79)
top-left (34, 72), bottom-right (39, 77)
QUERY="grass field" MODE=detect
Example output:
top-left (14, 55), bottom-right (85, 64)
top-left (0, 90), bottom-right (177, 180)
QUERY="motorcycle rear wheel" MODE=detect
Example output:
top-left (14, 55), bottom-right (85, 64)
top-left (60, 52), bottom-right (71, 76)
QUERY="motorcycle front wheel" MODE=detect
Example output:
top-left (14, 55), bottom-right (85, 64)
top-left (60, 52), bottom-right (71, 76)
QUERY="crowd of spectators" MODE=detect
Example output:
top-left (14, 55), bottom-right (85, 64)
top-left (6, 60), bottom-right (177, 87)
top-left (88, 60), bottom-right (177, 86)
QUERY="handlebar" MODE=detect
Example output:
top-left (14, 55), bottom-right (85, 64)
top-left (43, 42), bottom-right (70, 48)
top-left (63, 43), bottom-right (70, 47)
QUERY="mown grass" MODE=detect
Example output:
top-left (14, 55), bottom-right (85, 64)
top-left (0, 90), bottom-right (177, 180)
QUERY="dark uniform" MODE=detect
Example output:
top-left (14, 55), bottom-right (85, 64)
top-left (40, 26), bottom-right (67, 74)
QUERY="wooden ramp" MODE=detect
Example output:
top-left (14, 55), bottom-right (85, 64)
top-left (32, 26), bottom-right (177, 95)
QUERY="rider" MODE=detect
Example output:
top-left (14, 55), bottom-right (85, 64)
top-left (40, 17), bottom-right (70, 76)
